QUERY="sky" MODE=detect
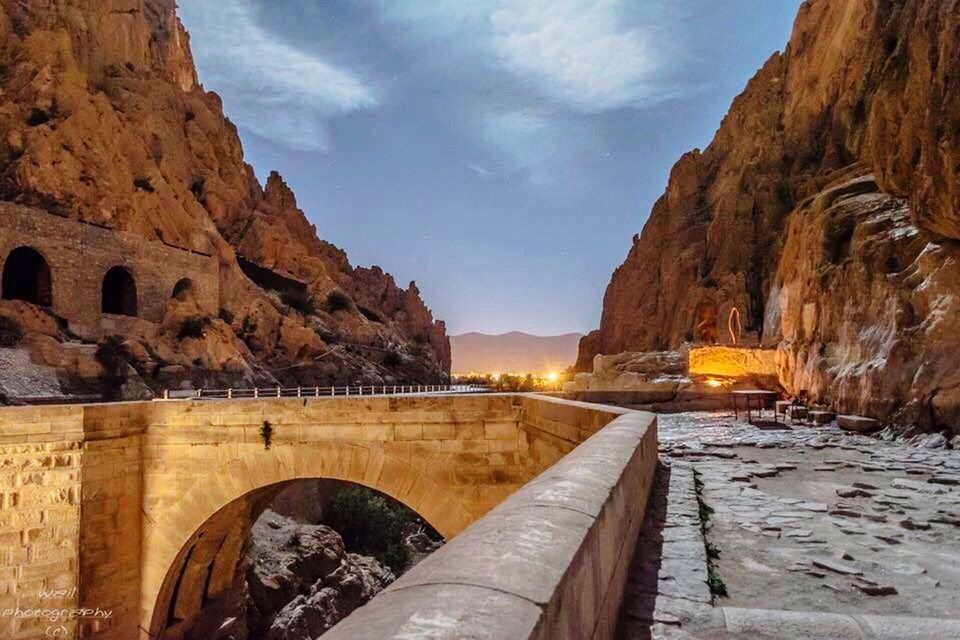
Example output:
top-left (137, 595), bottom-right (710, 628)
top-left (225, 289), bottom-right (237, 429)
top-left (178, 1), bottom-right (800, 336)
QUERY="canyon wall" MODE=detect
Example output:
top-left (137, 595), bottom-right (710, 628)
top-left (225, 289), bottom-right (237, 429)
top-left (0, 0), bottom-right (449, 398)
top-left (579, 0), bottom-right (960, 432)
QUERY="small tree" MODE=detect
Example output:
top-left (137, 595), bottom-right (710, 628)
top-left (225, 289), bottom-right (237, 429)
top-left (326, 486), bottom-right (415, 572)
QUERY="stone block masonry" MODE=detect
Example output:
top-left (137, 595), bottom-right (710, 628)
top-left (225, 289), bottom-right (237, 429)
top-left (0, 203), bottom-right (220, 336)
top-left (0, 393), bottom-right (659, 639)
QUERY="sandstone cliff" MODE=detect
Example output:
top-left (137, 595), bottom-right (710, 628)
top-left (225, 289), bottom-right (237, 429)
top-left (579, 0), bottom-right (960, 432)
top-left (0, 0), bottom-right (449, 397)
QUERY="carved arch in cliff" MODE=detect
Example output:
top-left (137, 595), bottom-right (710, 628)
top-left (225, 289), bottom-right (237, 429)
top-left (101, 266), bottom-right (138, 316)
top-left (142, 444), bottom-right (469, 639)
top-left (171, 277), bottom-right (195, 302)
top-left (1, 246), bottom-right (52, 307)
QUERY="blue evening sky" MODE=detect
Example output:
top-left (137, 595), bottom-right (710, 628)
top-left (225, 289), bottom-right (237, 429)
top-left (179, 1), bottom-right (800, 336)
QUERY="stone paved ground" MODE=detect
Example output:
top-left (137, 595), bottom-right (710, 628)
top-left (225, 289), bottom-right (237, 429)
top-left (619, 412), bottom-right (960, 639)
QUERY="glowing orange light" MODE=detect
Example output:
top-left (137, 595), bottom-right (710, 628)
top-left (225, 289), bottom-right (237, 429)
top-left (546, 371), bottom-right (560, 383)
top-left (706, 378), bottom-right (724, 388)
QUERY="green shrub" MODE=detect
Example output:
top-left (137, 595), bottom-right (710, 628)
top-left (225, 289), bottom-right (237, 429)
top-left (177, 316), bottom-right (209, 341)
top-left (383, 350), bottom-right (403, 368)
top-left (95, 335), bottom-right (128, 373)
top-left (281, 288), bottom-right (317, 316)
top-left (326, 486), bottom-right (414, 573)
top-left (325, 290), bottom-right (353, 313)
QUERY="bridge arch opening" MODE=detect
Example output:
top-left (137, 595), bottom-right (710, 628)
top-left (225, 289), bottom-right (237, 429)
top-left (148, 478), bottom-right (439, 640)
top-left (101, 266), bottom-right (138, 316)
top-left (1, 246), bottom-right (52, 306)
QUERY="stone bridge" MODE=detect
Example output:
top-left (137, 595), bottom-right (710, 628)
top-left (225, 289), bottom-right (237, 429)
top-left (0, 393), bottom-right (657, 640)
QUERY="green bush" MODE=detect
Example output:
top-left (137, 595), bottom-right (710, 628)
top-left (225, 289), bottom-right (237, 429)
top-left (383, 350), bottom-right (403, 368)
top-left (95, 335), bottom-right (128, 372)
top-left (177, 316), bottom-right (209, 341)
top-left (325, 290), bottom-right (353, 313)
top-left (326, 486), bottom-right (414, 573)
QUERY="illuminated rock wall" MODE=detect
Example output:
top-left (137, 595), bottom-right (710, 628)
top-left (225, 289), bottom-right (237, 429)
top-left (688, 346), bottom-right (778, 380)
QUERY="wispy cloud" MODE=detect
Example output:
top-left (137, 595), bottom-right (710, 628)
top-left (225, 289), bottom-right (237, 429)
top-left (490, 0), bottom-right (662, 111)
top-left (467, 163), bottom-right (495, 179)
top-left (382, 0), bottom-right (684, 113)
top-left (179, 0), bottom-right (378, 151)
top-left (480, 109), bottom-right (599, 188)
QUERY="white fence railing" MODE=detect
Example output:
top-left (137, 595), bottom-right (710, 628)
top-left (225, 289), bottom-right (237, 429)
top-left (160, 384), bottom-right (488, 401)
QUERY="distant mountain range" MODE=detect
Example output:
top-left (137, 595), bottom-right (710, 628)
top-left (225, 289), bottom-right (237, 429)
top-left (450, 332), bottom-right (583, 374)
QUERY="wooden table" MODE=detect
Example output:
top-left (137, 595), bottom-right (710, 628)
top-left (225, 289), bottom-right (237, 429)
top-left (731, 390), bottom-right (779, 425)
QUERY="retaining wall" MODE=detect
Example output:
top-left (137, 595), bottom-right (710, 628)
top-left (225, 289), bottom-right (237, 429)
top-left (0, 203), bottom-right (219, 335)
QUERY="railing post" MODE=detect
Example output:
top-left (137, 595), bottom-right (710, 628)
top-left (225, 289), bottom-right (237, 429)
top-left (297, 387), bottom-right (302, 398)
top-left (276, 387), bottom-right (281, 398)
top-left (163, 389), bottom-right (169, 400)
top-left (227, 388), bottom-right (233, 399)
top-left (254, 388), bottom-right (259, 398)
top-left (331, 387), bottom-right (335, 397)
top-left (346, 386), bottom-right (350, 396)
top-left (196, 389), bottom-right (202, 398)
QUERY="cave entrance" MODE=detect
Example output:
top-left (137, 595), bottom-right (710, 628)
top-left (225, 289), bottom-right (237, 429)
top-left (695, 301), bottom-right (719, 344)
top-left (101, 266), bottom-right (138, 316)
top-left (150, 479), bottom-right (441, 640)
top-left (171, 278), bottom-right (195, 302)
top-left (1, 246), bottom-right (52, 306)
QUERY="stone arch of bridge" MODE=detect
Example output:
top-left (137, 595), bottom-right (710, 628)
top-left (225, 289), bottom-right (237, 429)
top-left (141, 443), bottom-right (470, 639)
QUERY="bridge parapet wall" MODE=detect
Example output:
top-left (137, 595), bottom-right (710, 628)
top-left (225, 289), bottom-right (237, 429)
top-left (0, 394), bottom-right (657, 640)
top-left (324, 398), bottom-right (658, 640)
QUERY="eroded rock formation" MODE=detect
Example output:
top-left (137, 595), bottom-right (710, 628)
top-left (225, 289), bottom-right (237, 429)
top-left (579, 0), bottom-right (960, 433)
top-left (187, 509), bottom-right (396, 640)
top-left (0, 0), bottom-right (449, 398)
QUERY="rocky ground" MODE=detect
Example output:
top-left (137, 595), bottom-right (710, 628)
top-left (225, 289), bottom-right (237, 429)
top-left (619, 412), bottom-right (960, 639)
top-left (243, 511), bottom-right (397, 640)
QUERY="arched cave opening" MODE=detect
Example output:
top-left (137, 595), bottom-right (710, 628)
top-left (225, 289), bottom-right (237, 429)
top-left (152, 479), bottom-right (442, 640)
top-left (1, 246), bottom-right (52, 306)
top-left (101, 266), bottom-right (138, 316)
top-left (171, 277), bottom-right (195, 302)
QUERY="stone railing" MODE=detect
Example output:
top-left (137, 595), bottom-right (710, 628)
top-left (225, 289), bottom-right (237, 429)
top-left (161, 383), bottom-right (488, 400)
top-left (324, 398), bottom-right (658, 640)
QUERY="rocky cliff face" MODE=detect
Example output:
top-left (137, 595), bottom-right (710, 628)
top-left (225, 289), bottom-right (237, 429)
top-left (580, 0), bottom-right (960, 433)
top-left (0, 0), bottom-right (449, 396)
